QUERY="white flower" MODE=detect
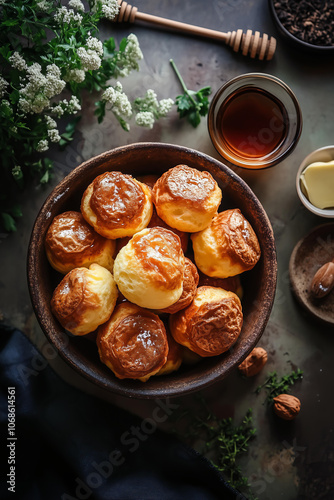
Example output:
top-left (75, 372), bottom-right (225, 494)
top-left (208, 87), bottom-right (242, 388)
top-left (45, 115), bottom-right (57, 129)
top-left (77, 47), bottom-right (101, 71)
top-left (49, 104), bottom-right (64, 118)
top-left (44, 64), bottom-right (66, 99)
top-left (65, 68), bottom-right (86, 83)
top-left (9, 52), bottom-right (27, 71)
top-left (17, 63), bottom-right (65, 114)
top-left (49, 96), bottom-right (81, 117)
top-left (0, 77), bottom-right (9, 98)
top-left (36, 0), bottom-right (52, 12)
top-left (102, 83), bottom-right (132, 118)
top-left (68, 95), bottom-right (81, 114)
top-left (68, 0), bottom-right (85, 12)
top-left (102, 86), bottom-right (117, 105)
top-left (158, 98), bottom-right (174, 116)
top-left (135, 111), bottom-right (155, 129)
top-left (36, 140), bottom-right (49, 152)
top-left (87, 36), bottom-right (103, 57)
top-left (1, 99), bottom-right (12, 112)
top-left (117, 34), bottom-right (143, 77)
top-left (12, 165), bottom-right (22, 180)
top-left (48, 128), bottom-right (61, 143)
top-left (54, 6), bottom-right (83, 25)
top-left (93, 0), bottom-right (119, 20)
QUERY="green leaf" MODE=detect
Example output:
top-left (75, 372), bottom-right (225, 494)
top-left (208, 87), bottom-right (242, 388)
top-left (1, 212), bottom-right (17, 232)
top-left (2, 19), bottom-right (19, 27)
top-left (39, 170), bottom-right (49, 184)
top-left (94, 100), bottom-right (106, 124)
top-left (9, 204), bottom-right (23, 218)
top-left (119, 37), bottom-right (128, 52)
top-left (104, 37), bottom-right (116, 54)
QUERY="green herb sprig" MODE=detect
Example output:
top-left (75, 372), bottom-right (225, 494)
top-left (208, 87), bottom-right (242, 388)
top-left (255, 369), bottom-right (303, 403)
top-left (170, 58), bottom-right (211, 128)
top-left (174, 395), bottom-right (257, 499)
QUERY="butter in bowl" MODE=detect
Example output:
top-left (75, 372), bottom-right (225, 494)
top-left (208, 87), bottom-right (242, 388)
top-left (296, 146), bottom-right (334, 217)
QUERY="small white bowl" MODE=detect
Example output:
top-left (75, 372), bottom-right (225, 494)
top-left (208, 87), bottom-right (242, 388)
top-left (296, 145), bottom-right (334, 218)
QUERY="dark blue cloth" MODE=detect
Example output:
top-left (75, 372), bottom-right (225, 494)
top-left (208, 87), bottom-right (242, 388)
top-left (0, 326), bottom-right (245, 500)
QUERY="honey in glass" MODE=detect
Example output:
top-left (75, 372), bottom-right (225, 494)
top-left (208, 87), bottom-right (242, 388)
top-left (216, 87), bottom-right (288, 160)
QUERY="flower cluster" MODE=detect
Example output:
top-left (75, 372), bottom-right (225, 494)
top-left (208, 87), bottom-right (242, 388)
top-left (116, 34), bottom-right (144, 77)
top-left (54, 6), bottom-right (83, 25)
top-left (133, 89), bottom-right (174, 129)
top-left (91, 0), bottom-right (120, 21)
top-left (18, 63), bottom-right (66, 114)
top-left (102, 82), bottom-right (132, 130)
top-left (0, 0), bottom-right (175, 232)
top-left (77, 35), bottom-right (104, 71)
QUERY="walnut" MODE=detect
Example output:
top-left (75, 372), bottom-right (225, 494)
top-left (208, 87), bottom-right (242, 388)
top-left (310, 261), bottom-right (334, 299)
top-left (273, 394), bottom-right (301, 420)
top-left (238, 347), bottom-right (268, 377)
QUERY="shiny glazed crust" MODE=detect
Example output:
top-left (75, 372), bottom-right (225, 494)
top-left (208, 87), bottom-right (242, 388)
top-left (148, 208), bottom-right (189, 254)
top-left (81, 171), bottom-right (153, 239)
top-left (97, 302), bottom-right (168, 381)
top-left (169, 286), bottom-right (243, 357)
top-left (191, 208), bottom-right (261, 278)
top-left (158, 258), bottom-right (199, 314)
top-left (113, 227), bottom-right (185, 309)
top-left (156, 327), bottom-right (183, 376)
top-left (45, 211), bottom-right (115, 274)
top-left (152, 164), bottom-right (222, 232)
top-left (51, 263), bottom-right (118, 335)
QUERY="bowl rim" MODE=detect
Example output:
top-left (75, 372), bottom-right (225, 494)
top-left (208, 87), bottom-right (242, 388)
top-left (207, 72), bottom-right (302, 170)
top-left (296, 145), bottom-right (334, 218)
top-left (268, 0), bottom-right (334, 53)
top-left (27, 142), bottom-right (278, 399)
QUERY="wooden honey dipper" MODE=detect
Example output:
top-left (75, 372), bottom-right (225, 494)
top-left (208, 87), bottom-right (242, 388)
top-left (114, 0), bottom-right (277, 61)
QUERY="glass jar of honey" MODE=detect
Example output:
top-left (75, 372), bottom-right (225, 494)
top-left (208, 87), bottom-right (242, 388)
top-left (208, 73), bottom-right (302, 169)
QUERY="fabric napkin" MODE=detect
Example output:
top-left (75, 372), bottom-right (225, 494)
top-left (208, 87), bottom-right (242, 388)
top-left (0, 325), bottom-right (246, 500)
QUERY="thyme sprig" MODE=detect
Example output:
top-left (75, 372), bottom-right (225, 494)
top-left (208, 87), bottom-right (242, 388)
top-left (255, 369), bottom-right (303, 403)
top-left (175, 395), bottom-right (257, 499)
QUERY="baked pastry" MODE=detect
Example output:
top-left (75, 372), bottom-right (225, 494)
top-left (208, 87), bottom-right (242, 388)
top-left (113, 227), bottom-right (185, 309)
top-left (158, 257), bottom-right (199, 314)
top-left (156, 327), bottom-right (183, 376)
top-left (45, 211), bottom-right (115, 274)
top-left (191, 209), bottom-right (261, 278)
top-left (51, 263), bottom-right (118, 335)
top-left (81, 171), bottom-right (153, 239)
top-left (148, 208), bottom-right (189, 254)
top-left (169, 286), bottom-right (243, 357)
top-left (152, 164), bottom-right (222, 232)
top-left (197, 270), bottom-right (243, 299)
top-left (97, 302), bottom-right (168, 381)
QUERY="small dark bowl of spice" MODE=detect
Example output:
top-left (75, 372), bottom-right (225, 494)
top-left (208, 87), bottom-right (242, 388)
top-left (269, 0), bottom-right (334, 54)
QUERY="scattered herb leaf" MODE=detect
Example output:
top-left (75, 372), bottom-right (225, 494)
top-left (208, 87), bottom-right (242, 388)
top-left (255, 369), bottom-right (303, 403)
top-left (173, 394), bottom-right (257, 499)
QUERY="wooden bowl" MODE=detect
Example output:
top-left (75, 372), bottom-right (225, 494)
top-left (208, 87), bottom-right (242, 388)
top-left (27, 143), bottom-right (277, 399)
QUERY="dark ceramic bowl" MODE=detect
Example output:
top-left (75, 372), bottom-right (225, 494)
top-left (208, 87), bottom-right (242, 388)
top-left (27, 143), bottom-right (277, 399)
top-left (269, 0), bottom-right (334, 55)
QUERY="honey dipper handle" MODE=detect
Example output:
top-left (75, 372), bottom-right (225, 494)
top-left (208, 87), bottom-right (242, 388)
top-left (136, 11), bottom-right (230, 42)
top-left (115, 1), bottom-right (276, 60)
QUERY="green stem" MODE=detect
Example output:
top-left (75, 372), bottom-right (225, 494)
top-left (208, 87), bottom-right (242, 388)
top-left (169, 58), bottom-right (197, 107)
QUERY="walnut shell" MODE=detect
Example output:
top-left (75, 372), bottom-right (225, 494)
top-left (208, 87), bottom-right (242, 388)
top-left (273, 394), bottom-right (301, 420)
top-left (238, 347), bottom-right (268, 377)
